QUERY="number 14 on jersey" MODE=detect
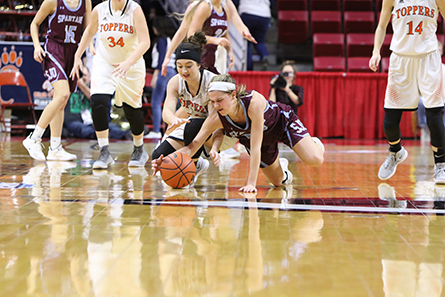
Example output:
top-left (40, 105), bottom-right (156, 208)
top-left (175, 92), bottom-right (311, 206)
top-left (407, 21), bottom-right (423, 35)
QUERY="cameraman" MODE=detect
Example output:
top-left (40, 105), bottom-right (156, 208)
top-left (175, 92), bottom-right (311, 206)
top-left (269, 61), bottom-right (304, 115)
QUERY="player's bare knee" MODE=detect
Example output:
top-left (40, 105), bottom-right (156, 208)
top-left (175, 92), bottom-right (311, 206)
top-left (53, 92), bottom-right (70, 105)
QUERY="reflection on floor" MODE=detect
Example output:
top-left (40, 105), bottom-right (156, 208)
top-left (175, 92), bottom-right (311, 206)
top-left (1, 136), bottom-right (445, 296)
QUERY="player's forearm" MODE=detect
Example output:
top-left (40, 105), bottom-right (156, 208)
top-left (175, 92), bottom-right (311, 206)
top-left (372, 27), bottom-right (386, 55)
top-left (30, 23), bottom-right (41, 48)
top-left (75, 28), bottom-right (96, 59)
top-left (226, 0), bottom-right (249, 35)
top-left (165, 25), bottom-right (187, 61)
top-left (211, 129), bottom-right (224, 152)
top-left (125, 41), bottom-right (150, 66)
top-left (162, 108), bottom-right (178, 126)
top-left (247, 150), bottom-right (261, 186)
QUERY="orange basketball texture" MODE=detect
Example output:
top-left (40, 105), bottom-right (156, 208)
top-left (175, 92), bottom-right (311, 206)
top-left (160, 152), bottom-right (196, 188)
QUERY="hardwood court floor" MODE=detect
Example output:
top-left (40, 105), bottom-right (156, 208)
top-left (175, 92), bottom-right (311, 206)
top-left (1, 135), bottom-right (445, 296)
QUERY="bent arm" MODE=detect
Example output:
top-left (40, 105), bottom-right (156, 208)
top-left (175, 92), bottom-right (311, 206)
top-left (124, 7), bottom-right (151, 66)
top-left (177, 112), bottom-right (224, 157)
top-left (162, 76), bottom-right (181, 125)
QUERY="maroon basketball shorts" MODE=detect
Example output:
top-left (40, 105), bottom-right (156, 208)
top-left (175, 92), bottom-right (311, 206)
top-left (241, 112), bottom-right (310, 168)
top-left (42, 39), bottom-right (78, 92)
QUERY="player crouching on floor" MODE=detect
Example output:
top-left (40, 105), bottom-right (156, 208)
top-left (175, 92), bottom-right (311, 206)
top-left (153, 74), bottom-right (324, 193)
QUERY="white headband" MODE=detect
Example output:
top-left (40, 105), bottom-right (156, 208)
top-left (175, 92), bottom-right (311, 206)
top-left (208, 81), bottom-right (236, 92)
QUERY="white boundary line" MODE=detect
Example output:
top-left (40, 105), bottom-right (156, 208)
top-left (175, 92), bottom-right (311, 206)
top-left (141, 200), bottom-right (445, 214)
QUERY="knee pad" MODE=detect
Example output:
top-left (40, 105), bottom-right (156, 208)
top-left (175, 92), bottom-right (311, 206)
top-left (426, 107), bottom-right (445, 148)
top-left (123, 103), bottom-right (145, 136)
top-left (91, 94), bottom-right (112, 132)
top-left (152, 139), bottom-right (176, 160)
top-left (184, 118), bottom-right (206, 159)
top-left (383, 109), bottom-right (403, 142)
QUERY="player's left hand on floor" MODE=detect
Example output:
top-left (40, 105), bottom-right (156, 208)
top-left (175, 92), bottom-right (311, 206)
top-left (239, 185), bottom-right (257, 193)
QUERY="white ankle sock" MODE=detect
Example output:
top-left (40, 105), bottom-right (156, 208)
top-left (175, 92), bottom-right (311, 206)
top-left (31, 126), bottom-right (45, 140)
top-left (98, 138), bottom-right (109, 148)
top-left (133, 138), bottom-right (143, 147)
top-left (50, 137), bottom-right (61, 149)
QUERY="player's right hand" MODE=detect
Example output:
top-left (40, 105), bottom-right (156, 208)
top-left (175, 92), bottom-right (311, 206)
top-left (151, 154), bottom-right (164, 176)
top-left (33, 46), bottom-right (45, 63)
top-left (369, 54), bottom-right (381, 72)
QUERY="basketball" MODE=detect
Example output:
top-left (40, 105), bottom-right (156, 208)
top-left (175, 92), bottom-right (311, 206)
top-left (160, 152), bottom-right (196, 188)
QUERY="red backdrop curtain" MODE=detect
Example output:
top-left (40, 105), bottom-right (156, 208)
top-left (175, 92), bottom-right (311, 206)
top-left (229, 71), bottom-right (416, 139)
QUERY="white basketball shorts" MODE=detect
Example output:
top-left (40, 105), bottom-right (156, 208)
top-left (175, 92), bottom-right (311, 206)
top-left (90, 55), bottom-right (145, 109)
top-left (385, 50), bottom-right (444, 109)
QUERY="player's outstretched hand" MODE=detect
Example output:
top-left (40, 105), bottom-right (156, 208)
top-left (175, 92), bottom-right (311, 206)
top-left (151, 154), bottom-right (165, 176)
top-left (209, 149), bottom-right (221, 167)
top-left (369, 54), bottom-right (381, 72)
top-left (239, 184), bottom-right (257, 193)
top-left (165, 118), bottom-right (190, 135)
top-left (33, 46), bottom-right (45, 63)
top-left (243, 31), bottom-right (257, 44)
top-left (69, 56), bottom-right (82, 80)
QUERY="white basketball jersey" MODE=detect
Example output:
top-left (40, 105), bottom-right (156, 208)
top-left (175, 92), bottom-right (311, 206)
top-left (390, 0), bottom-right (439, 55)
top-left (96, 0), bottom-right (141, 65)
top-left (178, 70), bottom-right (216, 118)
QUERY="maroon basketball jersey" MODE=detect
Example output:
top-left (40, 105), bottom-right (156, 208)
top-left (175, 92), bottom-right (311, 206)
top-left (46, 0), bottom-right (86, 45)
top-left (201, 0), bottom-right (228, 73)
top-left (218, 91), bottom-right (290, 145)
top-left (218, 90), bottom-right (309, 167)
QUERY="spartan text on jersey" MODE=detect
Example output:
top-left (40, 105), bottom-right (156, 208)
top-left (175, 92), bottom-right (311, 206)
top-left (210, 19), bottom-right (227, 27)
top-left (395, 5), bottom-right (435, 19)
top-left (58, 15), bottom-right (84, 24)
top-left (99, 23), bottom-right (134, 34)
top-left (179, 98), bottom-right (208, 115)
